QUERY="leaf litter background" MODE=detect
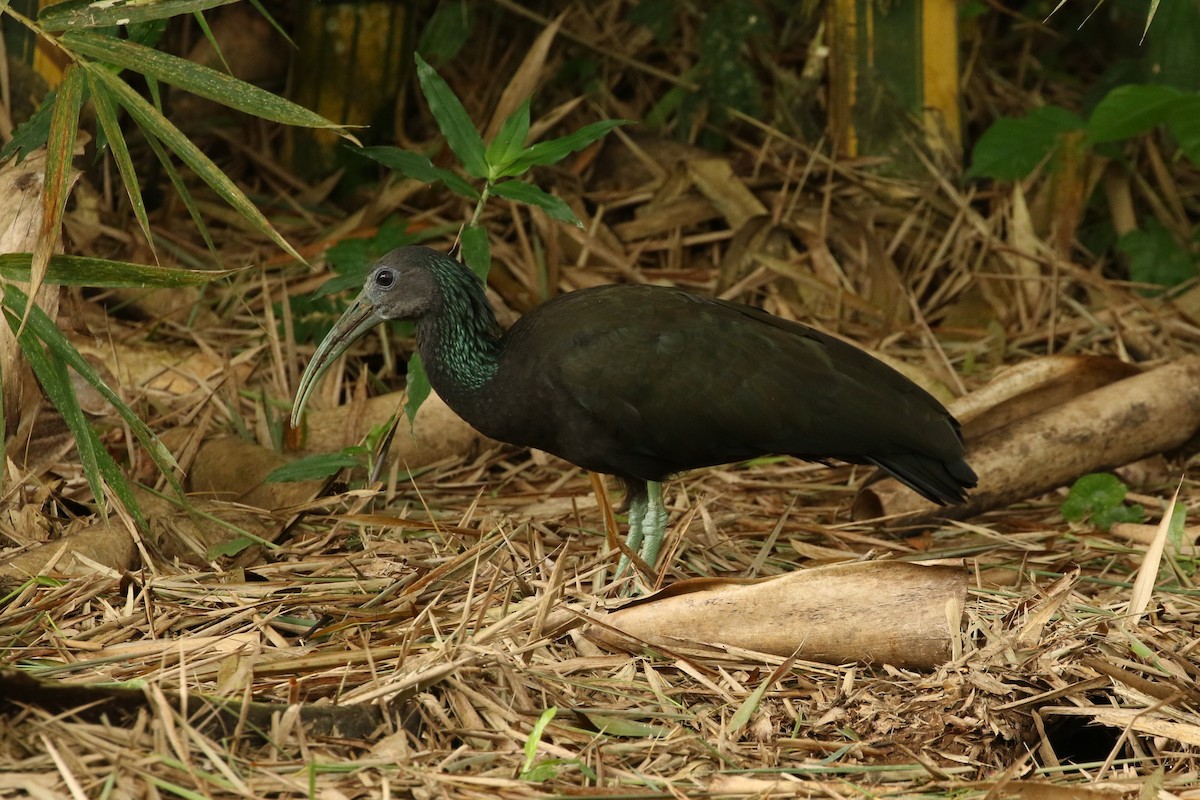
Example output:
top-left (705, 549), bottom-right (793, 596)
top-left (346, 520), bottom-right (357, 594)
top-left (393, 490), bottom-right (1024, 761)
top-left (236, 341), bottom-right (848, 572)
top-left (3, 3), bottom-right (1200, 798)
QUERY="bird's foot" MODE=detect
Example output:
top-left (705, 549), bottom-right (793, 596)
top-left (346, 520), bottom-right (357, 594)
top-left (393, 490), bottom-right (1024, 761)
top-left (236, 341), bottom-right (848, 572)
top-left (611, 481), bottom-right (669, 595)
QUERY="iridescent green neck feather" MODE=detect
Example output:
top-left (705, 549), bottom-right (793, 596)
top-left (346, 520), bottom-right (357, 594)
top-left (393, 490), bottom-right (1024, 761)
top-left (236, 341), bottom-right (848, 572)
top-left (417, 254), bottom-right (502, 393)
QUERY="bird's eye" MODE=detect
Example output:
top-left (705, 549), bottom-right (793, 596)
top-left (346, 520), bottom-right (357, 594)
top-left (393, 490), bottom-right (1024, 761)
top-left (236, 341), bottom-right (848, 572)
top-left (374, 269), bottom-right (395, 288)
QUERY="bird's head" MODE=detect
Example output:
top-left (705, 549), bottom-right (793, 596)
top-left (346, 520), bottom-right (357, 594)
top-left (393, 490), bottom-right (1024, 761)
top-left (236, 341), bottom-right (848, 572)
top-left (361, 247), bottom-right (441, 321)
top-left (290, 247), bottom-right (442, 424)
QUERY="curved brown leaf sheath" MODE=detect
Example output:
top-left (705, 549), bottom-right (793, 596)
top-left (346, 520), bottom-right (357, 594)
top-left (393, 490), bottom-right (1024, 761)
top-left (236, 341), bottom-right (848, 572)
top-left (591, 561), bottom-right (967, 670)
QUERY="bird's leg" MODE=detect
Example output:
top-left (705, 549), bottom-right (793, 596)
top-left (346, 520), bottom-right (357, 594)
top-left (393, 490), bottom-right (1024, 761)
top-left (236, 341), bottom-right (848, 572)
top-left (615, 486), bottom-right (647, 579)
top-left (614, 480), bottom-right (671, 584)
top-left (637, 481), bottom-right (669, 567)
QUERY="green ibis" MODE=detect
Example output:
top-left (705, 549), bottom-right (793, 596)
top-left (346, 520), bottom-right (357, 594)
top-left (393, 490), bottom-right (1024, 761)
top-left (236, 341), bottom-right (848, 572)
top-left (291, 246), bottom-right (976, 574)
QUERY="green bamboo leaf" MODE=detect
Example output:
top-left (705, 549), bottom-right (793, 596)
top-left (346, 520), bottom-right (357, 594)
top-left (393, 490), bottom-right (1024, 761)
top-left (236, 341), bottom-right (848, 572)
top-left (85, 71), bottom-right (153, 251)
top-left (2, 289), bottom-right (146, 526)
top-left (9, 305), bottom-right (107, 516)
top-left (191, 9), bottom-right (231, 74)
top-left (3, 284), bottom-right (182, 498)
top-left (485, 98), bottom-right (531, 178)
top-left (0, 253), bottom-right (240, 287)
top-left (83, 62), bottom-right (301, 261)
top-left (414, 53), bottom-right (487, 178)
top-left (245, 0), bottom-right (292, 45)
top-left (32, 66), bottom-right (86, 323)
top-left (522, 708), bottom-right (557, 772)
top-left (142, 131), bottom-right (218, 258)
top-left (357, 146), bottom-right (480, 199)
top-left (64, 31), bottom-right (345, 131)
top-left (490, 180), bottom-right (581, 227)
top-left (40, 0), bottom-right (237, 30)
top-left (499, 119), bottom-right (630, 178)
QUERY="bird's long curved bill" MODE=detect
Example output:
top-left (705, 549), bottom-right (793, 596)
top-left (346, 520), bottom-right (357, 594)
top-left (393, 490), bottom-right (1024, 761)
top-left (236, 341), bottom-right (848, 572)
top-left (290, 292), bottom-right (383, 424)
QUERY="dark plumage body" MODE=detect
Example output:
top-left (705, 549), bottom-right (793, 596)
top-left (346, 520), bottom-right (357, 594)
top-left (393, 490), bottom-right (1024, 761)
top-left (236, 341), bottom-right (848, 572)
top-left (432, 283), bottom-right (972, 504)
top-left (292, 246), bottom-right (977, 576)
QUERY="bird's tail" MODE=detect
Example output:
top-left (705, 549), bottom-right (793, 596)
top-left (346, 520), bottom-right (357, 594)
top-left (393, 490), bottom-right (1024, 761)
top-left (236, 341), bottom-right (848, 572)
top-left (867, 454), bottom-right (978, 506)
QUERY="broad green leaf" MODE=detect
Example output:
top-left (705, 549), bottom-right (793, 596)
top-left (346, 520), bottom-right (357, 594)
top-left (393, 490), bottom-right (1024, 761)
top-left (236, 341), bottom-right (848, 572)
top-left (490, 180), bottom-right (581, 227)
top-left (1166, 94), bottom-right (1200, 166)
top-left (499, 118), bottom-right (630, 177)
top-left (63, 31), bottom-right (345, 131)
top-left (486, 98), bottom-right (531, 179)
top-left (967, 106), bottom-right (1085, 180)
top-left (266, 453), bottom-right (365, 483)
top-left (3, 284), bottom-right (182, 500)
top-left (460, 225), bottom-right (490, 279)
top-left (356, 146), bottom-right (480, 199)
top-left (1088, 84), bottom-right (1182, 143)
top-left (40, 0), bottom-right (238, 30)
top-left (414, 53), bottom-right (487, 179)
top-left (1061, 473), bottom-right (1143, 531)
top-left (86, 71), bottom-right (153, 251)
top-left (1118, 219), bottom-right (1199, 291)
top-left (83, 62), bottom-right (301, 261)
top-left (404, 353), bottom-right (432, 428)
top-left (358, 147), bottom-right (443, 183)
top-left (32, 66), bottom-right (86, 323)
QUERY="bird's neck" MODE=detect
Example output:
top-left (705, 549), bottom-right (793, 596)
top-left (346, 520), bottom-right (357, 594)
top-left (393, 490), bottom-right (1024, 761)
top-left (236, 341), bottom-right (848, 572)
top-left (416, 262), bottom-right (502, 394)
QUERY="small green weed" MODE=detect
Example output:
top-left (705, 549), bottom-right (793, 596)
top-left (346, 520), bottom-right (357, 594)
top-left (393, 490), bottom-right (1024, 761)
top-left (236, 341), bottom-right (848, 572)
top-left (1060, 473), bottom-right (1144, 530)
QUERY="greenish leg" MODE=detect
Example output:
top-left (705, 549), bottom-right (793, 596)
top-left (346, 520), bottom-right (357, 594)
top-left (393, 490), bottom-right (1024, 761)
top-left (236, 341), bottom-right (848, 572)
top-left (615, 490), bottom-right (647, 579)
top-left (614, 481), bottom-right (669, 582)
top-left (637, 481), bottom-right (669, 567)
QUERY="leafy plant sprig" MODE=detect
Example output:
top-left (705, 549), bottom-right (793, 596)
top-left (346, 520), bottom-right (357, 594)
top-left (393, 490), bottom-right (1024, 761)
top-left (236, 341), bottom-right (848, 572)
top-left (363, 54), bottom-right (627, 242)
top-left (968, 83), bottom-right (1200, 290)
top-left (356, 53), bottom-right (630, 423)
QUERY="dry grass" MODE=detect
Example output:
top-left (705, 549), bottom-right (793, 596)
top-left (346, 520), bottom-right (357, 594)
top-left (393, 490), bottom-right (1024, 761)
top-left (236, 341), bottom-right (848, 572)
top-left (3, 4), bottom-right (1200, 798)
